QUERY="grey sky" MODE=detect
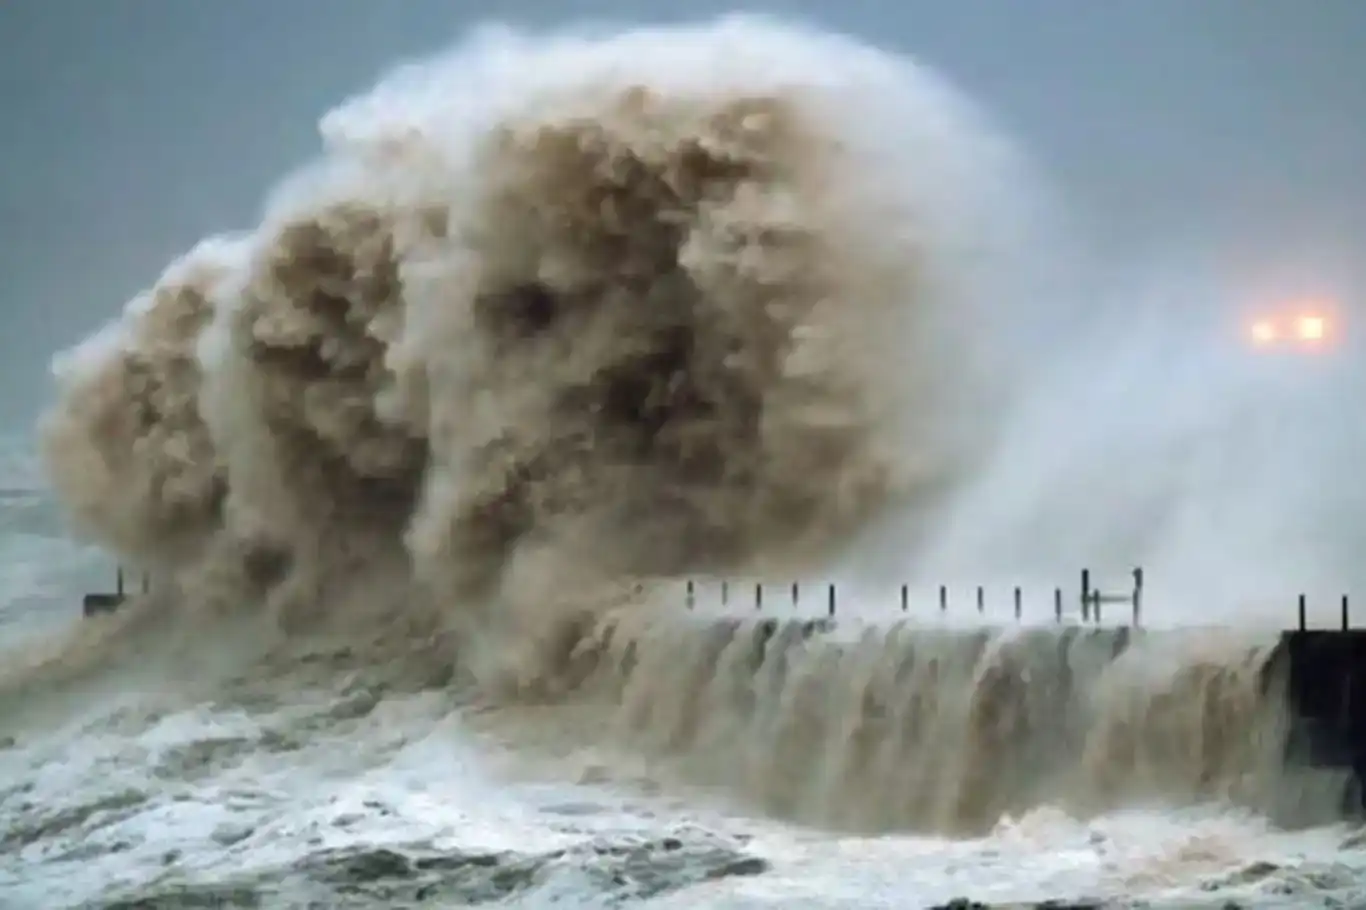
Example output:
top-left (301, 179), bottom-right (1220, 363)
top-left (2, 1), bottom-right (1363, 426)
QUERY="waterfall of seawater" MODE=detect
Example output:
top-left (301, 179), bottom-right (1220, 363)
top-left (553, 610), bottom-right (1355, 835)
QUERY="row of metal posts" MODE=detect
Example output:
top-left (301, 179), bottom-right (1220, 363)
top-left (113, 567), bottom-right (150, 596)
top-left (1297, 593), bottom-right (1355, 631)
top-left (84, 565), bottom-right (1357, 631)
top-left (682, 567), bottom-right (1145, 626)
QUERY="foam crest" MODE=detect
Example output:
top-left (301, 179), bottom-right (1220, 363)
top-left (40, 235), bottom-right (250, 567)
top-left (199, 160), bottom-right (426, 563)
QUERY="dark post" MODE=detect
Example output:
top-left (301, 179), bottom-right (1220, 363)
top-left (939, 584), bottom-right (947, 613)
top-left (827, 583), bottom-right (836, 617)
top-left (116, 567), bottom-right (125, 597)
top-left (755, 583), bottom-right (763, 610)
top-left (686, 579), bottom-right (695, 610)
top-left (1080, 568), bottom-right (1091, 622)
top-left (1132, 567), bottom-right (1143, 627)
top-left (900, 584), bottom-right (908, 612)
top-left (1343, 594), bottom-right (1350, 631)
top-left (1054, 587), bottom-right (1062, 622)
top-left (1093, 591), bottom-right (1102, 624)
top-left (791, 582), bottom-right (799, 607)
top-left (721, 581), bottom-right (729, 606)
top-left (976, 585), bottom-right (984, 615)
top-left (1013, 586), bottom-right (1022, 620)
top-left (1298, 593), bottom-right (1307, 631)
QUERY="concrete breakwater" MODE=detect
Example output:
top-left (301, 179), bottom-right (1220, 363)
top-left (80, 566), bottom-right (1366, 831)
top-left (560, 585), bottom-right (1364, 831)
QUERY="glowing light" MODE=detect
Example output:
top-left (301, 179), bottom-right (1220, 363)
top-left (1242, 298), bottom-right (1342, 352)
top-left (1297, 314), bottom-right (1326, 341)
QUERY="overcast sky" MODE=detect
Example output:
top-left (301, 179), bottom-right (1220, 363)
top-left (2, 0), bottom-right (1363, 425)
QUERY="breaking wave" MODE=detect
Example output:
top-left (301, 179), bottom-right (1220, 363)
top-left (12, 16), bottom-right (1339, 838)
top-left (36, 17), bottom-right (1027, 679)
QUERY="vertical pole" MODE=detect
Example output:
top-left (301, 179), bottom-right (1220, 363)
top-left (1298, 593), bottom-right (1307, 631)
top-left (755, 583), bottom-right (763, 610)
top-left (1013, 586), bottom-right (1022, 621)
top-left (939, 585), bottom-right (947, 614)
top-left (1080, 569), bottom-right (1091, 623)
top-left (116, 566), bottom-right (124, 597)
top-left (1093, 592), bottom-right (1102, 625)
top-left (791, 582), bottom-right (799, 607)
top-left (721, 581), bottom-right (729, 606)
top-left (827, 583), bottom-right (836, 617)
top-left (900, 584), bottom-right (908, 612)
top-left (1131, 566), bottom-right (1143, 627)
top-left (976, 585), bottom-right (984, 615)
top-left (1343, 594), bottom-right (1350, 631)
top-left (686, 579), bottom-right (695, 610)
top-left (1054, 587), bottom-right (1062, 623)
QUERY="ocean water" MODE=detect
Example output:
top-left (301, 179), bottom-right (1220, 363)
top-left (4, 15), bottom-right (1366, 909)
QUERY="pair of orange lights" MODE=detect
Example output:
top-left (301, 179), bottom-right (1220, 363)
top-left (1247, 311), bottom-right (1332, 349)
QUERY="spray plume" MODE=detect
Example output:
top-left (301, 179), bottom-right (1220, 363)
top-left (38, 17), bottom-right (1025, 664)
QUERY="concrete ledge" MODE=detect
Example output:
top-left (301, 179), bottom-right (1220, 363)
top-left (81, 592), bottom-right (125, 617)
top-left (80, 566), bottom-right (148, 617)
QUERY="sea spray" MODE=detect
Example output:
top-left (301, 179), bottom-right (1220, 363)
top-left (35, 16), bottom-right (1028, 689)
